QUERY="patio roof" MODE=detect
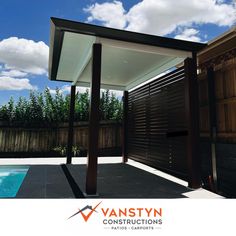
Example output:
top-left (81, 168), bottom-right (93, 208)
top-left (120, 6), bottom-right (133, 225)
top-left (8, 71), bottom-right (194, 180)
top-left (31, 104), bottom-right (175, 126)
top-left (49, 17), bottom-right (206, 195)
top-left (49, 17), bottom-right (206, 91)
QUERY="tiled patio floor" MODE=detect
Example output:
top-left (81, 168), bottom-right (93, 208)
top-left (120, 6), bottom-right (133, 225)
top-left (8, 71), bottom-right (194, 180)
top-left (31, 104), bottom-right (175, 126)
top-left (0, 157), bottom-right (223, 199)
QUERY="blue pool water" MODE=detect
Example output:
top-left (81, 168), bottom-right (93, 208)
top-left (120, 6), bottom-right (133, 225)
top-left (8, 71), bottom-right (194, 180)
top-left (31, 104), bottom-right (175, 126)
top-left (0, 166), bottom-right (29, 198)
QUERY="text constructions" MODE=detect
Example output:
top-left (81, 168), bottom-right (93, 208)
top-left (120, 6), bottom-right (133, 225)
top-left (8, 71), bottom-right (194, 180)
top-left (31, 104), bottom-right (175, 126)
top-left (101, 207), bottom-right (163, 230)
top-left (103, 218), bottom-right (162, 225)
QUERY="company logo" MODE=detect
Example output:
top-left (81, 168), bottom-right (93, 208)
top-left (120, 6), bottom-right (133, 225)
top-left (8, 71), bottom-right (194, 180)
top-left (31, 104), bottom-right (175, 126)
top-left (68, 201), bottom-right (102, 222)
top-left (68, 201), bottom-right (162, 231)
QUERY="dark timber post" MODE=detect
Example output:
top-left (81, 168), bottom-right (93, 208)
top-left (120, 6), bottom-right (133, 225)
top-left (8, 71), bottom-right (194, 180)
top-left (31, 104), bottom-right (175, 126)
top-left (184, 55), bottom-right (201, 189)
top-left (207, 67), bottom-right (218, 192)
top-left (86, 43), bottom-right (102, 195)
top-left (66, 85), bottom-right (76, 164)
top-left (122, 91), bottom-right (128, 163)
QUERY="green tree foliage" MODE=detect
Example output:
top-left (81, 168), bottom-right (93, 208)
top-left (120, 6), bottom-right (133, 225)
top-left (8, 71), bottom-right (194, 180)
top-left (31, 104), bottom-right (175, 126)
top-left (100, 90), bottom-right (123, 120)
top-left (75, 89), bottom-right (89, 121)
top-left (0, 97), bottom-right (15, 123)
top-left (14, 97), bottom-right (28, 125)
top-left (0, 88), bottom-right (123, 127)
top-left (28, 91), bottom-right (44, 125)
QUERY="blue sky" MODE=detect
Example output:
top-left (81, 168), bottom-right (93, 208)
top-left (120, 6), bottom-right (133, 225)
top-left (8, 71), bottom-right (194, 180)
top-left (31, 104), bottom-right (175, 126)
top-left (0, 0), bottom-right (235, 105)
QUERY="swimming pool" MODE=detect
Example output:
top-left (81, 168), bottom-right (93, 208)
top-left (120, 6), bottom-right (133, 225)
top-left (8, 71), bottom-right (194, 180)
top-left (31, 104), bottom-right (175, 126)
top-left (0, 166), bottom-right (29, 198)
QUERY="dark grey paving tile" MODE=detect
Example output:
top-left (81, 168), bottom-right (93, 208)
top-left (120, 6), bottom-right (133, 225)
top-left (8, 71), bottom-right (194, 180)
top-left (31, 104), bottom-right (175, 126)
top-left (16, 163), bottom-right (192, 198)
top-left (45, 183), bottom-right (74, 198)
top-left (67, 163), bottom-right (193, 198)
top-left (16, 165), bottom-right (75, 198)
top-left (17, 183), bottom-right (46, 198)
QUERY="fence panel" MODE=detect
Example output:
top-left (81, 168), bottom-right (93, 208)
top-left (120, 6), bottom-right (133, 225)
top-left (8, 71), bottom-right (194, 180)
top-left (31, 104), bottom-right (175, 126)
top-left (198, 54), bottom-right (236, 197)
top-left (0, 121), bottom-right (121, 156)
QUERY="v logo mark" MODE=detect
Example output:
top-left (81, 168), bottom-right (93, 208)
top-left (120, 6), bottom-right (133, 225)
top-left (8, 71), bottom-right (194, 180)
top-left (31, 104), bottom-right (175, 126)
top-left (68, 201), bottom-right (102, 222)
top-left (79, 201), bottom-right (102, 222)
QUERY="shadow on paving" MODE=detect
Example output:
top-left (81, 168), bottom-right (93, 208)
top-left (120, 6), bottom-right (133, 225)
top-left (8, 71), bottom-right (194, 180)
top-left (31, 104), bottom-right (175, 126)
top-left (67, 163), bottom-right (193, 198)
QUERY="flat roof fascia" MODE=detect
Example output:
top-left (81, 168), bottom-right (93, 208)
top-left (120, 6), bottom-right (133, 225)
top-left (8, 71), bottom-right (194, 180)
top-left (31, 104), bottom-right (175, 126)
top-left (50, 17), bottom-right (206, 52)
top-left (49, 20), bottom-right (64, 81)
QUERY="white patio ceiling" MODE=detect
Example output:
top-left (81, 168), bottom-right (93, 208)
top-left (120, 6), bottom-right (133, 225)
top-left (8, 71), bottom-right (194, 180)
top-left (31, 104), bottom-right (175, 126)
top-left (56, 31), bottom-right (192, 91)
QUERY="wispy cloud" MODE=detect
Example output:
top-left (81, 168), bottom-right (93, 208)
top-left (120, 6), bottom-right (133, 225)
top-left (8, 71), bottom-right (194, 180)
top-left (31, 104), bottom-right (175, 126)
top-left (48, 85), bottom-right (90, 95)
top-left (174, 28), bottom-right (202, 42)
top-left (0, 69), bottom-right (28, 78)
top-left (0, 76), bottom-right (37, 91)
top-left (47, 85), bottom-right (71, 95)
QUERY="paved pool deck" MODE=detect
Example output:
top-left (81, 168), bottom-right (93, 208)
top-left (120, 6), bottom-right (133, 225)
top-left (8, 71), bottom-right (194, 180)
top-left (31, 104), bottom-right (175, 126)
top-left (0, 157), bottom-right (223, 199)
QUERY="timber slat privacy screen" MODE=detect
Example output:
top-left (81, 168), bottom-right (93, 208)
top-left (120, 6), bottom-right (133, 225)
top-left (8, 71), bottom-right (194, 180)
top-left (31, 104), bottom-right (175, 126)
top-left (127, 67), bottom-right (188, 179)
